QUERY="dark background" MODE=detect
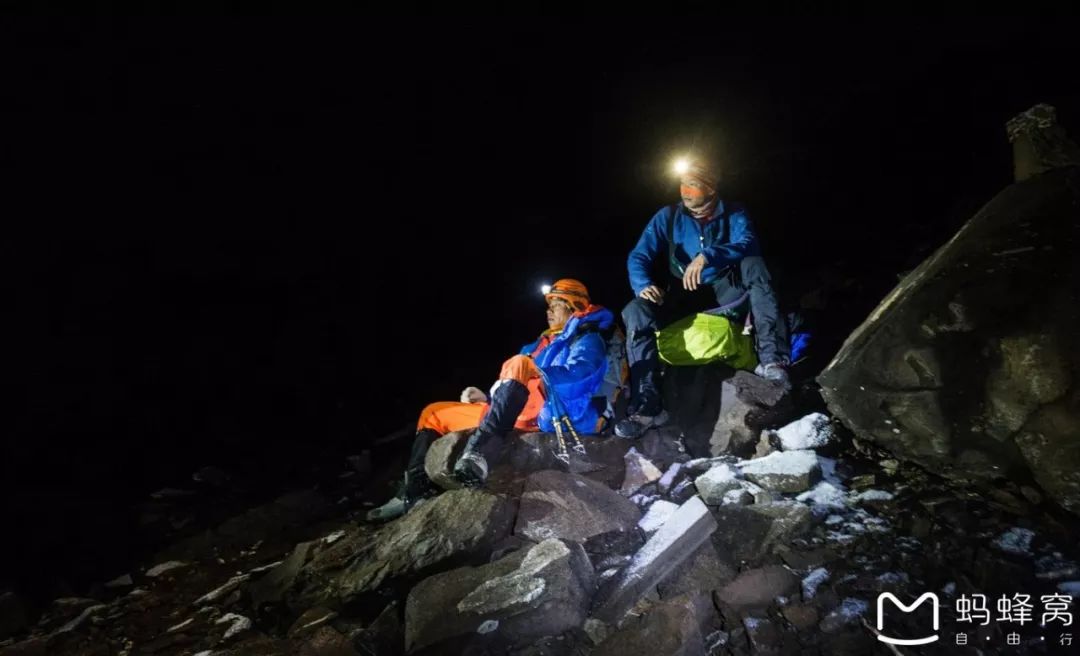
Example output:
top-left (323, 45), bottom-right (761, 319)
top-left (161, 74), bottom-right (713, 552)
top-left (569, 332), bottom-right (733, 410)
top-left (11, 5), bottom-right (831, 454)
top-left (3, 17), bottom-right (1079, 596)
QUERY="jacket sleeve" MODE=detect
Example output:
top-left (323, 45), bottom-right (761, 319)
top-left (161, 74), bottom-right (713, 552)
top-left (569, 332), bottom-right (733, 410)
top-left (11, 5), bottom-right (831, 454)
top-left (538, 333), bottom-right (607, 393)
top-left (701, 206), bottom-right (758, 267)
top-left (627, 207), bottom-right (670, 297)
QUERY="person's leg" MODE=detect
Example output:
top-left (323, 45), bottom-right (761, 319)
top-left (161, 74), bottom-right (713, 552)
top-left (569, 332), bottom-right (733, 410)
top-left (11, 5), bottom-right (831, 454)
top-left (455, 355), bottom-right (536, 486)
top-left (367, 402), bottom-right (487, 522)
top-left (622, 297), bottom-right (663, 417)
top-left (616, 287), bottom-right (714, 438)
top-left (738, 256), bottom-right (791, 386)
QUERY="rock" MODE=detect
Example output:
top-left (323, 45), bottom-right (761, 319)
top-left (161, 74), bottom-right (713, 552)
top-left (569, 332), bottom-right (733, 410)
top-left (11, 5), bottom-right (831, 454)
top-left (638, 500), bottom-right (680, 535)
top-left (584, 529), bottom-right (645, 571)
top-left (1015, 401), bottom-right (1080, 515)
top-left (424, 431), bottom-right (468, 491)
top-left (214, 613), bottom-right (252, 642)
top-left (507, 433), bottom-right (631, 488)
top-left (1021, 485), bottom-right (1044, 505)
top-left (723, 489), bottom-right (754, 506)
top-left (593, 596), bottom-right (706, 656)
top-left (621, 448), bottom-right (663, 496)
top-left (515, 470), bottom-right (641, 543)
top-left (583, 618), bottom-right (613, 646)
top-left (491, 535), bottom-right (535, 562)
top-left (637, 427), bottom-right (687, 471)
top-left (848, 474), bottom-right (876, 490)
top-left (104, 574), bottom-right (133, 589)
top-left (57, 604), bottom-right (107, 633)
top-left (711, 502), bottom-right (813, 565)
top-left (818, 114), bottom-right (1080, 514)
top-left (742, 616), bottom-right (796, 655)
top-left (739, 451), bottom-right (821, 493)
top-left (0, 637), bottom-right (48, 656)
top-left (710, 371), bottom-right (796, 457)
top-left (404, 538), bottom-right (594, 653)
top-left (249, 539), bottom-right (317, 609)
top-left (662, 364), bottom-right (736, 458)
top-left (772, 413), bottom-right (834, 451)
top-left (658, 463), bottom-right (684, 495)
top-left (781, 604), bottom-right (820, 631)
top-left (0, 593), bottom-right (27, 640)
top-left (656, 543), bottom-right (736, 600)
top-left (992, 527), bottom-right (1036, 556)
top-left (288, 607), bottom-right (339, 638)
top-left (195, 573), bottom-right (252, 606)
top-left (298, 625), bottom-right (356, 656)
top-left (694, 464), bottom-right (742, 505)
top-left (819, 598), bottom-right (869, 633)
top-left (291, 490), bottom-right (515, 609)
top-left (592, 497), bottom-right (718, 624)
top-left (145, 560), bottom-right (189, 578)
top-left (752, 433), bottom-right (776, 459)
top-left (715, 566), bottom-right (799, 611)
top-left (777, 546), bottom-right (841, 572)
top-left (352, 601), bottom-right (403, 656)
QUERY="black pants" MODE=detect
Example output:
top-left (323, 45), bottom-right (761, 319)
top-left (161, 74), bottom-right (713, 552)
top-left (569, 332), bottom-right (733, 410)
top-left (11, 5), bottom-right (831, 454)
top-left (622, 255), bottom-right (789, 415)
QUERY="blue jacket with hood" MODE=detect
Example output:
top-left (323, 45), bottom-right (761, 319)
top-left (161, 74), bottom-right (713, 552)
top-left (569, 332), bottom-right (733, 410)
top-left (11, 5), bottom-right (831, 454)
top-left (518, 304), bottom-right (613, 434)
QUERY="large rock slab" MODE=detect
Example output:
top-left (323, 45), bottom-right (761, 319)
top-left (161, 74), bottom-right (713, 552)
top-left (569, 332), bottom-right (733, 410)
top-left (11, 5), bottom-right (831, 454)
top-left (514, 470), bottom-right (641, 543)
top-left (289, 490), bottom-right (516, 609)
top-left (424, 431), bottom-right (468, 491)
top-left (404, 538), bottom-right (594, 653)
top-left (506, 432), bottom-right (631, 489)
top-left (818, 108), bottom-right (1080, 514)
top-left (592, 497), bottom-right (717, 623)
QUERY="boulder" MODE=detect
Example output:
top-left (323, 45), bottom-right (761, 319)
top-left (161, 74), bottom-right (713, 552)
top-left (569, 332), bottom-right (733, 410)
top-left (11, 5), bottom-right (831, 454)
top-left (424, 431), bottom-right (468, 490)
top-left (515, 470), bottom-right (641, 543)
top-left (404, 538), bottom-right (594, 653)
top-left (818, 106), bottom-right (1080, 515)
top-left (289, 490), bottom-right (515, 609)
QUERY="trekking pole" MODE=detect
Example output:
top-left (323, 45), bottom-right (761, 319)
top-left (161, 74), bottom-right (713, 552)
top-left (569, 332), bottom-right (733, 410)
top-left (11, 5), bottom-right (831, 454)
top-left (536, 368), bottom-right (588, 463)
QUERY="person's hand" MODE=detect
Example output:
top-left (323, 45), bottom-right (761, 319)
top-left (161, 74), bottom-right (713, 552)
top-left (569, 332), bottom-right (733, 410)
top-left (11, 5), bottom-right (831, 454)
top-left (460, 386), bottom-right (487, 403)
top-left (639, 285), bottom-right (665, 305)
top-left (682, 254), bottom-right (707, 291)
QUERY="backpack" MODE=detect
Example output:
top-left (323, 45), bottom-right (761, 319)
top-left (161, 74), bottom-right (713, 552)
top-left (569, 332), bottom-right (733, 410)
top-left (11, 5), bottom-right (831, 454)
top-left (578, 322), bottom-right (629, 433)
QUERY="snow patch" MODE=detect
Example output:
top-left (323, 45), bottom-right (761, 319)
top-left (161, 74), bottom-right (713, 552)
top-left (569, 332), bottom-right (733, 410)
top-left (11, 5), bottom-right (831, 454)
top-left (215, 613), bottom-right (252, 641)
top-left (638, 500), bottom-right (679, 534)
top-left (477, 619), bottom-right (499, 634)
top-left (740, 450), bottom-right (819, 476)
top-left (854, 489), bottom-right (894, 503)
top-left (773, 413), bottom-right (834, 450)
top-left (797, 482), bottom-right (847, 510)
top-left (993, 527), bottom-right (1036, 556)
top-left (802, 568), bottom-right (830, 600)
top-left (1058, 581), bottom-right (1080, 597)
top-left (322, 530), bottom-right (347, 545)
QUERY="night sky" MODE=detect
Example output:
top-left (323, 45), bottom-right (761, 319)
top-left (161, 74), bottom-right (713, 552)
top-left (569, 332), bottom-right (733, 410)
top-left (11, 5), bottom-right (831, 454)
top-left (4, 17), bottom-right (1080, 590)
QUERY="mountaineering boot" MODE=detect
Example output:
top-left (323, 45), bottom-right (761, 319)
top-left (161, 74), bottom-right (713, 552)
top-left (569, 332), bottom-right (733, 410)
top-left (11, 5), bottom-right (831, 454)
top-left (614, 409), bottom-right (670, 439)
top-left (754, 361), bottom-right (791, 390)
top-left (452, 379), bottom-right (529, 487)
top-left (365, 429), bottom-right (440, 522)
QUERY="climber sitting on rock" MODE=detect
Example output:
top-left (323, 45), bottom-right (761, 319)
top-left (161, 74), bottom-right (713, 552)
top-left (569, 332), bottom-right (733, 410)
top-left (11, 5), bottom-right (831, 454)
top-left (616, 156), bottom-right (791, 439)
top-left (367, 279), bottom-right (614, 522)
